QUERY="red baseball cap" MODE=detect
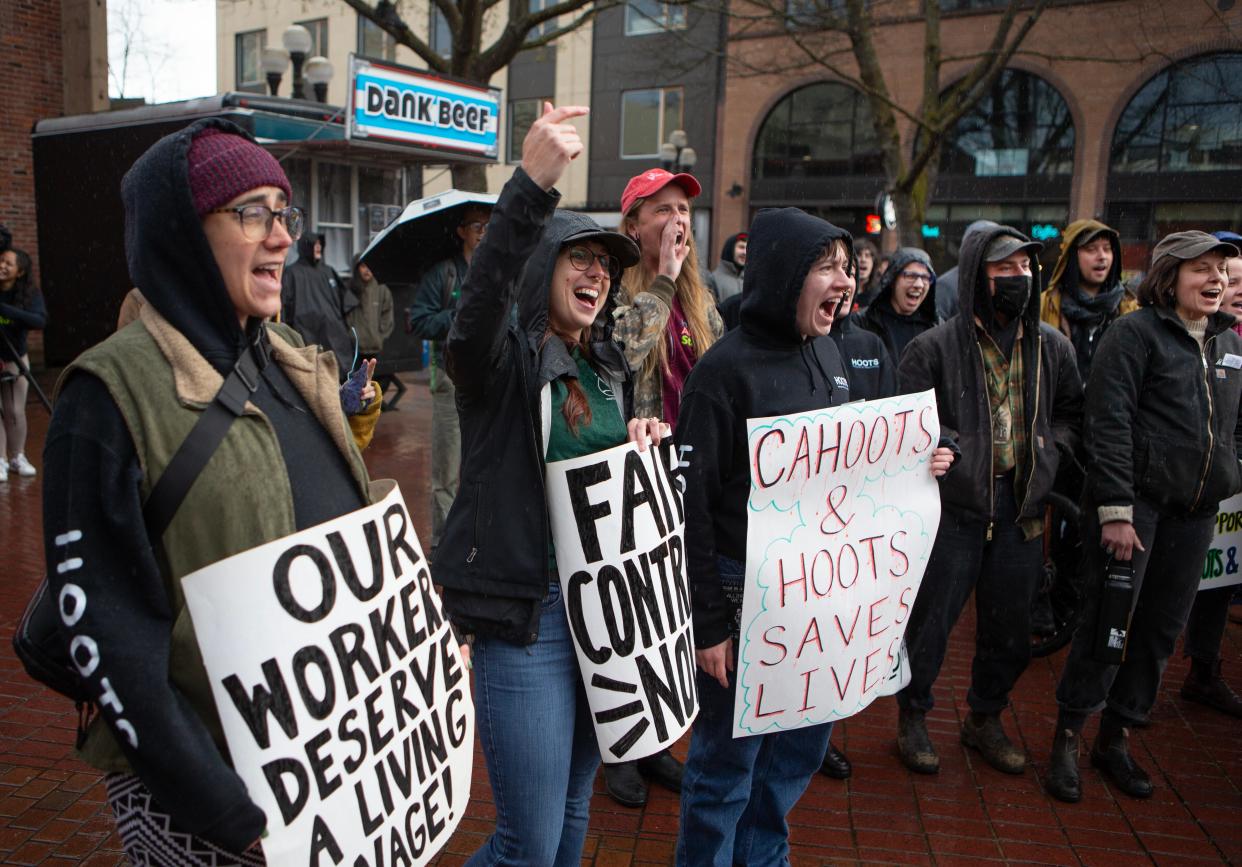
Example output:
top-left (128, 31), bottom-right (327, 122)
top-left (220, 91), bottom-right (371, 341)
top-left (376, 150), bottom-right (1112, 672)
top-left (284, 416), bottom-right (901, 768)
top-left (621, 168), bottom-right (702, 216)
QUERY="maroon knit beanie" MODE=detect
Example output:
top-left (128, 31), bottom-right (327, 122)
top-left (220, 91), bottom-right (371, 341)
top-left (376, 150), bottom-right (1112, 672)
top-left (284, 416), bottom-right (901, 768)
top-left (187, 127), bottom-right (292, 216)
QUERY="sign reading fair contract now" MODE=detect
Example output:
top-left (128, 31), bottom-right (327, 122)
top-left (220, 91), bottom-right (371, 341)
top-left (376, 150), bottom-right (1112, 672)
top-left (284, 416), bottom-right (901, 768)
top-left (348, 54), bottom-right (500, 160)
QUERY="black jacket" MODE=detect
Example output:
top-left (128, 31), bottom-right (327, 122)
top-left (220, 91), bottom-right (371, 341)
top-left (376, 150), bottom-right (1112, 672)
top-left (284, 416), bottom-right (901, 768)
top-left (1085, 305), bottom-right (1242, 516)
top-left (830, 314), bottom-right (897, 401)
top-left (437, 169), bottom-right (633, 644)
top-left (0, 285), bottom-right (46, 360)
top-left (280, 233), bottom-right (356, 375)
top-left (855, 247), bottom-right (939, 363)
top-left (677, 207), bottom-right (852, 649)
top-left (898, 224), bottom-right (1083, 526)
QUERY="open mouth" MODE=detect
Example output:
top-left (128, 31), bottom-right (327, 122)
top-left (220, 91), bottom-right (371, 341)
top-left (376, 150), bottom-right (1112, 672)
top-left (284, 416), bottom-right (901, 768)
top-left (252, 263), bottom-right (281, 288)
top-left (1202, 288), bottom-right (1223, 301)
top-left (573, 286), bottom-right (600, 311)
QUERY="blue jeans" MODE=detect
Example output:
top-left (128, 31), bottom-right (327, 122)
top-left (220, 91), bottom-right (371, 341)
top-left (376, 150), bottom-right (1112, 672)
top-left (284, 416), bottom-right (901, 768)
top-left (677, 558), bottom-right (832, 867)
top-left (465, 582), bottom-right (599, 866)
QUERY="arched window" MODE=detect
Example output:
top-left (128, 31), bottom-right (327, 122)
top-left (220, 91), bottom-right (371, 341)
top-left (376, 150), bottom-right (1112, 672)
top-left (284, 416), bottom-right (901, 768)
top-left (752, 81), bottom-right (883, 180)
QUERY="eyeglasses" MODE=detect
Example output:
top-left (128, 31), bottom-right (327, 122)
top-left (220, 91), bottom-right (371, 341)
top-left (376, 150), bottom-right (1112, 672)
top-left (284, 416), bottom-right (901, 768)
top-left (209, 204), bottom-right (304, 242)
top-left (460, 221), bottom-right (487, 234)
top-left (566, 246), bottom-right (617, 277)
top-left (896, 270), bottom-right (931, 285)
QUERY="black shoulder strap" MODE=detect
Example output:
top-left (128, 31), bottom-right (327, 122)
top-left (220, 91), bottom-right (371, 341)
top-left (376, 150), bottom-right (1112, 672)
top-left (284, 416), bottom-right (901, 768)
top-left (141, 340), bottom-right (264, 539)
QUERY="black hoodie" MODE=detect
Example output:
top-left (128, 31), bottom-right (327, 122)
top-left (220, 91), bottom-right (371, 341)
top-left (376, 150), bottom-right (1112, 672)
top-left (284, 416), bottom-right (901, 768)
top-left (676, 207), bottom-right (852, 649)
top-left (281, 232), bottom-right (356, 375)
top-left (437, 168), bottom-right (636, 644)
top-left (855, 246), bottom-right (939, 363)
top-left (898, 224), bottom-right (1083, 526)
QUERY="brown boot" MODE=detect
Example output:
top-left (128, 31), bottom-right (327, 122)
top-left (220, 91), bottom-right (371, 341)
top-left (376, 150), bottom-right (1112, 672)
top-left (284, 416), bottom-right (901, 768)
top-left (897, 707), bottom-right (939, 774)
top-left (961, 712), bottom-right (1025, 774)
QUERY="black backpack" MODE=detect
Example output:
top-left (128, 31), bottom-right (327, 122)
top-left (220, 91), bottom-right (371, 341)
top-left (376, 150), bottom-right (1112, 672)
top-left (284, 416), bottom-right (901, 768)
top-left (12, 344), bottom-right (264, 743)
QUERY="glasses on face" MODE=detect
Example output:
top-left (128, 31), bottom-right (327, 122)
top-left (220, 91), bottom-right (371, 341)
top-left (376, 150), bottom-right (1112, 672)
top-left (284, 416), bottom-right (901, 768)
top-left (460, 221), bottom-right (487, 234)
top-left (896, 270), bottom-right (931, 285)
top-left (209, 204), bottom-right (304, 242)
top-left (566, 246), bottom-right (617, 277)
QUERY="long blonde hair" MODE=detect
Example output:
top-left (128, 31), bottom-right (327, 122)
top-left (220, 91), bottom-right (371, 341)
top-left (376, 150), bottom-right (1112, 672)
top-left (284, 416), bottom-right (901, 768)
top-left (620, 199), bottom-right (718, 382)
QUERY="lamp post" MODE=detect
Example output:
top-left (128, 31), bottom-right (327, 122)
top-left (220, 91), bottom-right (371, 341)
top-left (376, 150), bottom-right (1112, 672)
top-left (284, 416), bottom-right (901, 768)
top-left (282, 24), bottom-right (313, 100)
top-left (303, 56), bottom-right (334, 103)
top-left (261, 46), bottom-right (290, 96)
top-left (659, 129), bottom-right (697, 174)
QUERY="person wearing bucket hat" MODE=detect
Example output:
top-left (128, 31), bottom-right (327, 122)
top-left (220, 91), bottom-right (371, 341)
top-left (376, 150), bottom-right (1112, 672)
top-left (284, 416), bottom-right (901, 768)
top-left (895, 224), bottom-right (1083, 778)
top-left (1045, 230), bottom-right (1242, 803)
top-left (434, 103), bottom-right (664, 865)
top-left (40, 119), bottom-right (382, 861)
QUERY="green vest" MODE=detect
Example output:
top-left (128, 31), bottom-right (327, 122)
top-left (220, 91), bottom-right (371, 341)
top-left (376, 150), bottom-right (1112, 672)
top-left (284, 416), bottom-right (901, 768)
top-left (62, 305), bottom-right (371, 771)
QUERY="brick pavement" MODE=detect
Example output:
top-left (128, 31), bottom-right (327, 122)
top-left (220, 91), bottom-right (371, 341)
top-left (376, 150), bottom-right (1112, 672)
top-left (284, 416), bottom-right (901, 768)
top-left (0, 372), bottom-right (1238, 866)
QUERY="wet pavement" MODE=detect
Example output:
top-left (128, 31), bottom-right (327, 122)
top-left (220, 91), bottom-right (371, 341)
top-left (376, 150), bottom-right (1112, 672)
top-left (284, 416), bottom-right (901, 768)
top-left (0, 371), bottom-right (1238, 865)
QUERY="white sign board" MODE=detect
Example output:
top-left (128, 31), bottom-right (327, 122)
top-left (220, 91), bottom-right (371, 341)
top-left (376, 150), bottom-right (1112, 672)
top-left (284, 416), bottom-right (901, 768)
top-left (546, 442), bottom-right (697, 762)
top-left (1201, 492), bottom-right (1242, 591)
top-left (734, 392), bottom-right (942, 737)
top-left (183, 481), bottom-right (472, 866)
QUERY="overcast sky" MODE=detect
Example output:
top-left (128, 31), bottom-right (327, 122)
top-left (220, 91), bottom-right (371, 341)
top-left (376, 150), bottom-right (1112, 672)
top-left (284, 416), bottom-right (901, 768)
top-left (108, 0), bottom-right (217, 104)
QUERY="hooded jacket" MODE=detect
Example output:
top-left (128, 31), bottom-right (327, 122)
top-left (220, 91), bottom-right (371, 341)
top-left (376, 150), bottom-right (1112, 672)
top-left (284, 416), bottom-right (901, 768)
top-left (677, 207), bottom-right (852, 648)
top-left (707, 232), bottom-right (745, 302)
top-left (830, 313), bottom-right (897, 401)
top-left (347, 254), bottom-right (395, 355)
top-left (281, 232), bottom-right (357, 375)
top-left (1040, 219), bottom-right (1139, 381)
top-left (40, 118), bottom-right (370, 852)
top-left (437, 168), bottom-right (634, 644)
top-left (899, 224), bottom-right (1083, 527)
top-left (855, 247), bottom-right (939, 363)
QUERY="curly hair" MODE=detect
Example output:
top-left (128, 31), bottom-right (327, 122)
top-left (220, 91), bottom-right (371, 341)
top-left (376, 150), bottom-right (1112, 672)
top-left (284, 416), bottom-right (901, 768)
top-left (1, 249), bottom-right (37, 310)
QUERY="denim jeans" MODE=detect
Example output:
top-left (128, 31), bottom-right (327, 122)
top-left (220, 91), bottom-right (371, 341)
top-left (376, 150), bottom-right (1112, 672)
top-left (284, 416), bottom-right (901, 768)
top-left (677, 558), bottom-right (831, 867)
top-left (1056, 500), bottom-right (1215, 728)
top-left (465, 582), bottom-right (599, 866)
top-left (897, 475), bottom-right (1043, 715)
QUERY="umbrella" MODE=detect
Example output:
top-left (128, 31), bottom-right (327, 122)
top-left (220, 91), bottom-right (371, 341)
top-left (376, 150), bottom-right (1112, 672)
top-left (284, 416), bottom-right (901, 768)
top-left (360, 189), bottom-right (499, 285)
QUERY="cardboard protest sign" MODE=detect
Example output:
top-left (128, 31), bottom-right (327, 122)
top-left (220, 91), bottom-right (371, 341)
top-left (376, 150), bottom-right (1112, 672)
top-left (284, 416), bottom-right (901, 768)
top-left (546, 441), bottom-right (696, 762)
top-left (734, 391), bottom-right (942, 737)
top-left (182, 480), bottom-right (471, 867)
top-left (1201, 492), bottom-right (1242, 591)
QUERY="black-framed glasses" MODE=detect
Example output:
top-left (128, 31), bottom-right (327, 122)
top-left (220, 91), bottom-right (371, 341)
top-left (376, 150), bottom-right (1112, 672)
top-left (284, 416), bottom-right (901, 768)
top-left (896, 270), bottom-right (931, 284)
top-left (566, 246), bottom-right (617, 277)
top-left (209, 204), bottom-right (305, 242)
top-left (460, 220), bottom-right (488, 234)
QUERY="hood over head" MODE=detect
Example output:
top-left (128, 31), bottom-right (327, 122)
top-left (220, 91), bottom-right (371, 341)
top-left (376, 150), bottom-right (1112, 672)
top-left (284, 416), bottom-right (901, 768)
top-left (1048, 219), bottom-right (1121, 296)
top-left (719, 232), bottom-right (746, 267)
top-left (121, 117), bottom-right (287, 373)
top-left (873, 247), bottom-right (938, 324)
top-left (956, 223), bottom-right (1043, 332)
top-left (740, 207), bottom-right (852, 346)
top-left (296, 231), bottom-right (322, 264)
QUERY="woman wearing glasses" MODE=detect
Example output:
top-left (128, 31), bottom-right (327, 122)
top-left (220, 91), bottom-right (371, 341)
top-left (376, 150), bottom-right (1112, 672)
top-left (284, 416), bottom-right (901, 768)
top-left (854, 247), bottom-right (940, 363)
top-left (41, 120), bottom-right (379, 864)
top-left (435, 103), bottom-right (664, 865)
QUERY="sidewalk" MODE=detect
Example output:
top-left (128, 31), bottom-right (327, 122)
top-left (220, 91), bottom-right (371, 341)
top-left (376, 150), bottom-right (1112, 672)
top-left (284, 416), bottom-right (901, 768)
top-left (0, 374), bottom-right (1238, 865)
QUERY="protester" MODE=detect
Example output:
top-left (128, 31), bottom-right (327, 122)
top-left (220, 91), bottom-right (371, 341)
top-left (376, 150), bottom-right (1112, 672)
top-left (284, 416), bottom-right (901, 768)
top-left (936, 221), bottom-right (1000, 322)
top-left (854, 246), bottom-right (939, 362)
top-left (0, 248), bottom-right (46, 481)
top-left (435, 103), bottom-right (663, 865)
top-left (280, 230), bottom-right (356, 376)
top-left (852, 237), bottom-right (879, 308)
top-left (408, 203), bottom-right (490, 552)
top-left (1177, 236), bottom-right (1242, 720)
top-left (706, 231), bottom-right (746, 303)
top-left (1041, 219), bottom-right (1138, 381)
top-left (604, 166), bottom-right (724, 805)
top-left (41, 119), bottom-right (380, 863)
top-left (346, 255), bottom-right (394, 358)
top-left (895, 225), bottom-right (1083, 776)
top-left (676, 206), bottom-right (954, 865)
top-left (1044, 231), bottom-right (1242, 803)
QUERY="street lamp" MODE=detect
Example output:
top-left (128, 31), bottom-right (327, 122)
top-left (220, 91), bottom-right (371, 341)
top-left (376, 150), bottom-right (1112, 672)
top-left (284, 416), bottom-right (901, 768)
top-left (261, 46), bottom-right (290, 96)
top-left (303, 56), bottom-right (334, 103)
top-left (282, 24), bottom-right (313, 100)
top-left (660, 129), bottom-right (697, 174)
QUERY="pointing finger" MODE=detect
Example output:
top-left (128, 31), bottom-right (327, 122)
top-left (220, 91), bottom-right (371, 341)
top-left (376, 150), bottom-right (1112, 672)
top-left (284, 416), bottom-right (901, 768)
top-left (540, 104), bottom-right (590, 125)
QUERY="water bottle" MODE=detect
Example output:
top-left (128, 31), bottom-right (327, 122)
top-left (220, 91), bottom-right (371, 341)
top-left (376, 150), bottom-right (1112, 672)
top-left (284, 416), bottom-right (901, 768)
top-left (1092, 560), bottom-right (1135, 665)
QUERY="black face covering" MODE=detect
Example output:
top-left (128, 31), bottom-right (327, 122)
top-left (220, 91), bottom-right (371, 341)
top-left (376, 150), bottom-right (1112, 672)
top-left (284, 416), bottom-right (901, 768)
top-left (991, 274), bottom-right (1031, 320)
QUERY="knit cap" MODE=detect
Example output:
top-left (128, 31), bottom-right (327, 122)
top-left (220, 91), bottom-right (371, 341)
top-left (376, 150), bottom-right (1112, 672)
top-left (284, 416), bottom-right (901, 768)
top-left (187, 128), bottom-right (291, 216)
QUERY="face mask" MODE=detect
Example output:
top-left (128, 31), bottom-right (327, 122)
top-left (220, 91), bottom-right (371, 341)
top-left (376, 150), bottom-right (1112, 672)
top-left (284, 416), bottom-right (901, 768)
top-left (991, 274), bottom-right (1031, 319)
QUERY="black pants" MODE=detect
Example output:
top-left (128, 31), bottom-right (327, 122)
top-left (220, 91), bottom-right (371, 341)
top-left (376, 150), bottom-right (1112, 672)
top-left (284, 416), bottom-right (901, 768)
top-left (1184, 584), bottom-right (1235, 663)
top-left (1056, 499), bottom-right (1215, 730)
top-left (897, 475), bottom-right (1043, 715)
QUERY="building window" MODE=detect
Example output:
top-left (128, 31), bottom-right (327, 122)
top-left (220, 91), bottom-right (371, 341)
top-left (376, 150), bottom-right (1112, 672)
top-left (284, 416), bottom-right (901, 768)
top-left (523, 0), bottom-right (557, 42)
top-left (940, 0), bottom-right (1008, 10)
top-left (358, 15), bottom-right (396, 60)
top-left (358, 167), bottom-right (404, 242)
top-left (296, 18), bottom-right (329, 57)
top-left (235, 29), bottom-right (266, 92)
top-left (938, 69), bottom-right (1075, 179)
top-left (508, 98), bottom-right (546, 162)
top-left (625, 0), bottom-right (686, 35)
top-left (752, 82), bottom-right (883, 179)
top-left (1111, 52), bottom-right (1242, 175)
top-left (783, 0), bottom-right (846, 28)
top-left (621, 87), bottom-right (683, 158)
top-left (317, 162), bottom-right (353, 273)
top-left (430, 7), bottom-right (452, 58)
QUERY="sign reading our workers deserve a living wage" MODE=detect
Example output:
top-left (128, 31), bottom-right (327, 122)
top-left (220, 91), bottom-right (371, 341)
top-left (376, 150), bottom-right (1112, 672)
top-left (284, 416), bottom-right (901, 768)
top-left (182, 481), bottom-right (472, 867)
top-left (1201, 492), bottom-right (1242, 591)
top-left (546, 441), bottom-right (697, 763)
top-left (734, 391), bottom-right (942, 737)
